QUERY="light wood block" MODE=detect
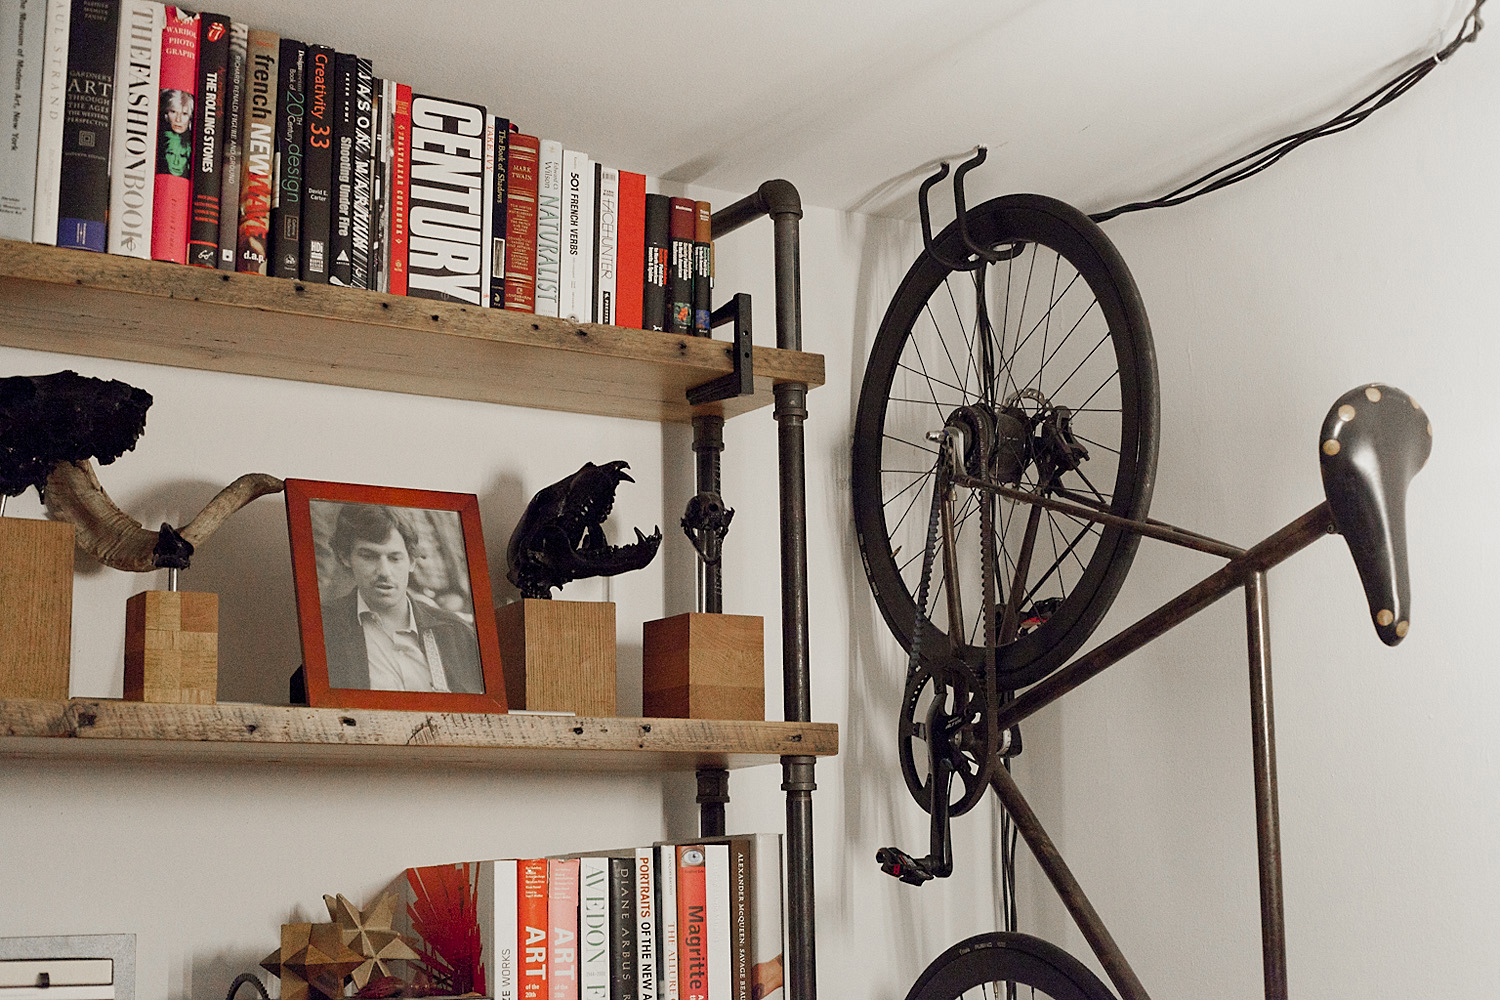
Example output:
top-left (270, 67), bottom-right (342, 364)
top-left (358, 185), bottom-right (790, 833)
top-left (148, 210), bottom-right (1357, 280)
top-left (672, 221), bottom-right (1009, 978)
top-left (0, 517), bottom-right (74, 700)
top-left (642, 612), bottom-right (765, 721)
top-left (123, 590), bottom-right (218, 704)
top-left (494, 599), bottom-right (616, 716)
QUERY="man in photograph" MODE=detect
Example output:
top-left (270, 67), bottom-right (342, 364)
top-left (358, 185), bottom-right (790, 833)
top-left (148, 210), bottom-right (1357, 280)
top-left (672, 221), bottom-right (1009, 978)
top-left (320, 503), bottom-right (484, 693)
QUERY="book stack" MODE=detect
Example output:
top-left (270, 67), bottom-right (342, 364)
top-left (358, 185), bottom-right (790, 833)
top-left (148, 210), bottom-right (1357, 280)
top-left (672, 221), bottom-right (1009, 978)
top-left (0, 0), bottom-right (715, 330)
top-left (398, 834), bottom-right (784, 1000)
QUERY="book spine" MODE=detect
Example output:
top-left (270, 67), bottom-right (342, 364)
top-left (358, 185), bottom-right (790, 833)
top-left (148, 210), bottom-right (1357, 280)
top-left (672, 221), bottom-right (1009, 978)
top-left (185, 11), bottom-right (227, 267)
top-left (57, 0), bottom-right (121, 251)
top-left (667, 196), bottom-right (695, 335)
top-left (371, 77), bottom-right (387, 290)
top-left (579, 857), bottom-right (610, 1000)
top-left (693, 200), bottom-right (712, 336)
top-left (547, 858), bottom-right (579, 1000)
top-left (148, 4), bottom-right (193, 261)
top-left (31, 0), bottom-right (69, 244)
top-left (406, 93), bottom-right (485, 304)
top-left (502, 132), bottom-right (538, 311)
top-left (2, 0), bottom-right (49, 240)
top-left (326, 50), bottom-right (353, 284)
top-left (642, 192), bottom-right (669, 332)
top-left (534, 137), bottom-right (562, 317)
top-left (705, 845), bottom-right (729, 1000)
top-left (269, 37), bottom-right (302, 279)
top-left (635, 846), bottom-right (658, 1000)
top-left (234, 28), bottom-right (275, 273)
top-left (299, 43), bottom-right (332, 281)
top-left (676, 846), bottom-right (708, 1000)
top-left (478, 114), bottom-right (494, 306)
top-left (560, 149), bottom-right (593, 322)
top-left (726, 840), bottom-right (749, 1000)
top-left (748, 835), bottom-right (783, 1000)
top-left (614, 170), bottom-right (645, 329)
top-left (213, 19), bottom-right (245, 268)
top-left (594, 164), bottom-right (617, 325)
top-left (491, 859), bottom-right (520, 1000)
top-left (519, 858), bottom-right (549, 1000)
top-left (387, 80), bottom-right (409, 293)
top-left (104, 0), bottom-right (161, 257)
top-left (487, 116), bottom-right (509, 308)
top-left (348, 55), bottom-right (372, 287)
top-left (656, 844), bottom-right (679, 1000)
top-left (609, 856), bottom-right (639, 1000)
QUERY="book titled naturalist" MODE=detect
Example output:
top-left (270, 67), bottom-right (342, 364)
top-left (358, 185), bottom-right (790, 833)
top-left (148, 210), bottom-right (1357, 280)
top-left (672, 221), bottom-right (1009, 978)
top-left (57, 0), bottom-right (122, 251)
top-left (405, 93), bottom-right (487, 305)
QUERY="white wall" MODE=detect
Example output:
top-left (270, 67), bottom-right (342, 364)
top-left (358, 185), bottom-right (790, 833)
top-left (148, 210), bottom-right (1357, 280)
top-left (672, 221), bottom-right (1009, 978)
top-left (4, 20), bottom-right (1497, 1000)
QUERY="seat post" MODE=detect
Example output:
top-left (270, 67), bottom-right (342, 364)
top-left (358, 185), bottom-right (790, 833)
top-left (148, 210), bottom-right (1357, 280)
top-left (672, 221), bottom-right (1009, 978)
top-left (1246, 570), bottom-right (1288, 1000)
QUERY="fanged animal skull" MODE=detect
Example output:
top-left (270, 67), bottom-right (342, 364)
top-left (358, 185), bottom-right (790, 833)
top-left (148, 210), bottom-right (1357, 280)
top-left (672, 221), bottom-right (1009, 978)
top-left (506, 460), bottom-right (663, 599)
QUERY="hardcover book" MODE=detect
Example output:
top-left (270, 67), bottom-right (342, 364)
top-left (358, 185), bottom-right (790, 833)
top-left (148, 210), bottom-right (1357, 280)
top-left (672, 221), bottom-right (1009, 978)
top-left (387, 81), bottom-right (410, 294)
top-left (656, 843), bottom-right (680, 1000)
top-left (348, 55), bottom-right (373, 288)
top-left (547, 858), bottom-right (580, 1000)
top-left (693, 200), bottom-right (712, 336)
top-left (533, 138), bottom-right (562, 317)
top-left (57, 0), bottom-right (122, 251)
top-left (609, 856), bottom-right (638, 1000)
top-left (406, 93), bottom-right (486, 305)
top-left (105, 0), bottom-right (163, 257)
top-left (0, 0), bottom-right (48, 240)
top-left (519, 858), bottom-right (548, 1000)
top-left (269, 37), bottom-right (303, 279)
top-left (326, 50), bottom-right (355, 285)
top-left (372, 76), bottom-right (390, 291)
top-left (642, 192), bottom-right (670, 332)
top-left (579, 857), bottom-right (610, 1000)
top-left (214, 20), bottom-right (246, 268)
top-left (502, 132), bottom-right (539, 311)
top-left (487, 116), bottom-right (510, 308)
top-left (676, 845), bottom-right (708, 1000)
top-left (705, 843), bottom-right (730, 1000)
top-left (667, 196), bottom-right (696, 335)
top-left (299, 42), bottom-right (333, 281)
top-left (593, 163), bottom-right (618, 325)
top-left (32, 0), bottom-right (70, 244)
top-left (478, 114), bottom-right (495, 306)
top-left (149, 4), bottom-right (196, 262)
top-left (185, 11), bottom-right (228, 268)
top-left (635, 846), bottom-right (658, 1000)
top-left (398, 860), bottom-right (512, 997)
top-left (559, 148), bottom-right (593, 322)
top-left (615, 170), bottom-right (646, 329)
top-left (235, 28), bottom-right (276, 273)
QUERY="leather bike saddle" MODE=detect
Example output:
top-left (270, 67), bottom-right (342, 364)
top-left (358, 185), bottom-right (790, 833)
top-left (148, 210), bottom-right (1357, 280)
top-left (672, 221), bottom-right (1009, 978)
top-left (1319, 384), bottom-right (1431, 646)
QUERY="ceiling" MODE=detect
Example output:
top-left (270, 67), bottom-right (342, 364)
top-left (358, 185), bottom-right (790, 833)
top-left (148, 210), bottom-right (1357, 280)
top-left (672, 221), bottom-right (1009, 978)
top-left (225, 0), bottom-right (1476, 219)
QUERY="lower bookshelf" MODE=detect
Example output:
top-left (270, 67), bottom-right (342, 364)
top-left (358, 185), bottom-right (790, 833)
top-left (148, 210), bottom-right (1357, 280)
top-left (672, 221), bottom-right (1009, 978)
top-left (0, 698), bottom-right (838, 772)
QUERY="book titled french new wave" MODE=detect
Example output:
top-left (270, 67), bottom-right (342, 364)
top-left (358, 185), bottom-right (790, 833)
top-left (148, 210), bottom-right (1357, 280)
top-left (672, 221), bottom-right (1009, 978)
top-left (186, 12), bottom-right (228, 268)
top-left (405, 93), bottom-right (486, 305)
top-left (57, 0), bottom-right (122, 251)
top-left (235, 28), bottom-right (277, 273)
top-left (150, 5), bottom-right (196, 262)
top-left (105, 0), bottom-right (163, 257)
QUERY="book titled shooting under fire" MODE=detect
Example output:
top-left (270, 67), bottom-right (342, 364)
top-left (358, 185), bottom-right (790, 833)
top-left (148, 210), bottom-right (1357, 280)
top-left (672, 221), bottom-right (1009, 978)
top-left (405, 93), bottom-right (487, 305)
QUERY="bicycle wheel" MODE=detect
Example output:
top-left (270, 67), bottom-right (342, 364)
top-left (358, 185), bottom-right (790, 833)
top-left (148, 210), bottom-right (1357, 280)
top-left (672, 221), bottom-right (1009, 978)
top-left (853, 194), bottom-right (1158, 689)
top-left (906, 933), bottom-right (1117, 1000)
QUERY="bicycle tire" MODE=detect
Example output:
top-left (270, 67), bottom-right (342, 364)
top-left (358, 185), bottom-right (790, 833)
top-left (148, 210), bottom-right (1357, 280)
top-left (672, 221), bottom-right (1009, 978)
top-left (853, 193), bottom-right (1159, 689)
top-left (905, 932), bottom-right (1117, 1000)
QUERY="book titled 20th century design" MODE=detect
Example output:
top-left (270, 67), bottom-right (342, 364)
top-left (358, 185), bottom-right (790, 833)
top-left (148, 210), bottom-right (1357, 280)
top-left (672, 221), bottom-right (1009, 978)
top-left (405, 93), bottom-right (487, 305)
top-left (105, 0), bottom-right (163, 257)
top-left (56, 0), bottom-right (122, 251)
top-left (269, 37), bottom-right (304, 279)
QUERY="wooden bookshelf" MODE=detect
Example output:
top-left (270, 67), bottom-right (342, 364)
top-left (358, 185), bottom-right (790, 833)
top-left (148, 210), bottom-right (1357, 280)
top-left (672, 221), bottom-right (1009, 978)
top-left (0, 698), bottom-right (839, 772)
top-left (0, 240), bottom-right (824, 423)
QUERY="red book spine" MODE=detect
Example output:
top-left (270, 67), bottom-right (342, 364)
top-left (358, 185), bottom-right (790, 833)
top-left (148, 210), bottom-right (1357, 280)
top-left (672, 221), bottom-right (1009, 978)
top-left (548, 858), bottom-right (580, 1000)
top-left (151, 7), bottom-right (200, 264)
top-left (677, 846), bottom-right (708, 1000)
top-left (615, 170), bottom-right (645, 329)
top-left (388, 82), bottom-right (412, 295)
top-left (503, 133), bottom-right (539, 311)
top-left (519, 858), bottom-right (549, 1000)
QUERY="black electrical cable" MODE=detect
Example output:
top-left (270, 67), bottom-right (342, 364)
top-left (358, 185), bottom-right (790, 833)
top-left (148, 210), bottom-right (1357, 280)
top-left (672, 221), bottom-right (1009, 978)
top-left (1091, 0), bottom-right (1485, 224)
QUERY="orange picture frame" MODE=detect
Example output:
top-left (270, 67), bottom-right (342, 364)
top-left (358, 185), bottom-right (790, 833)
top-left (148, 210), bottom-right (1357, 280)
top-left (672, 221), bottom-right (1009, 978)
top-left (285, 478), bottom-right (507, 713)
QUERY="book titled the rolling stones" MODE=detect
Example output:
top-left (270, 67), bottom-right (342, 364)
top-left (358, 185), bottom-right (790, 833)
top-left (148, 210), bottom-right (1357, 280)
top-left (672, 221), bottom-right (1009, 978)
top-left (405, 93), bottom-right (487, 306)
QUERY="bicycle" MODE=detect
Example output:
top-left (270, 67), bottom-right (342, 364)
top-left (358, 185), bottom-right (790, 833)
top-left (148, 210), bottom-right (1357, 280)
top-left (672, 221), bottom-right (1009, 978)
top-left (850, 152), bottom-right (1430, 1000)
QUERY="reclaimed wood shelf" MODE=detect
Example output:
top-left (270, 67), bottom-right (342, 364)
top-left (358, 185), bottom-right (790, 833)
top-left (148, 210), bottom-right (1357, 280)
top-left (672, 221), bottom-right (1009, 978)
top-left (0, 698), bottom-right (838, 772)
top-left (0, 240), bottom-right (824, 423)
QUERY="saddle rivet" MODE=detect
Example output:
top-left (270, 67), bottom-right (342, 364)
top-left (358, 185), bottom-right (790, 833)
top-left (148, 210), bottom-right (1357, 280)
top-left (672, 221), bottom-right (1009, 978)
top-left (1322, 439), bottom-right (1341, 456)
top-left (1338, 404), bottom-right (1356, 422)
top-left (1376, 609), bottom-right (1394, 626)
top-left (1396, 620), bottom-right (1410, 637)
top-left (1365, 386), bottom-right (1383, 402)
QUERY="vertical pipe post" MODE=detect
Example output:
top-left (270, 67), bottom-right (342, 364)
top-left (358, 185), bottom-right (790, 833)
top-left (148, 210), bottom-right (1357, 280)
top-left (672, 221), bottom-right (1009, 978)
top-left (697, 767), bottom-right (729, 838)
top-left (692, 414), bottom-right (726, 614)
top-left (1246, 571), bottom-right (1288, 1000)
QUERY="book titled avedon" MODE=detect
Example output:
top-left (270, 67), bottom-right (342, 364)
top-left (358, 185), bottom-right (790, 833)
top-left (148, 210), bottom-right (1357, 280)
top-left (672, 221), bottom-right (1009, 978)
top-left (405, 93), bottom-right (487, 305)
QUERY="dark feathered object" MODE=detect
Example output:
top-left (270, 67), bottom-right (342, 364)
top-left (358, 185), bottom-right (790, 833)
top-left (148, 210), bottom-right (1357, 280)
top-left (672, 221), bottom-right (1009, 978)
top-left (0, 370), bottom-right (152, 498)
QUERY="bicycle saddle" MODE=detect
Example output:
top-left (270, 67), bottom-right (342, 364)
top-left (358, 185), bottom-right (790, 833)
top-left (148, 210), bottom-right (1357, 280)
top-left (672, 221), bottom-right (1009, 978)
top-left (1319, 384), bottom-right (1430, 646)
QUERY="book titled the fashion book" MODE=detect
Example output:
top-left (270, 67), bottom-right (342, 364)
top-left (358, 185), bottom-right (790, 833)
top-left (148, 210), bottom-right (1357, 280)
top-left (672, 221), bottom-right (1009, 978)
top-left (105, 0), bottom-right (163, 257)
top-left (149, 4), bottom-right (196, 262)
top-left (57, 0), bottom-right (121, 251)
top-left (0, 0), bottom-right (48, 241)
top-left (405, 93), bottom-right (486, 305)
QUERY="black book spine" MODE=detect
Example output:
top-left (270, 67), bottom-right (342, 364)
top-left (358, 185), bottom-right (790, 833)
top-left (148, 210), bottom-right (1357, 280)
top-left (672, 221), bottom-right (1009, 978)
top-left (370, 79), bottom-right (386, 291)
top-left (300, 44), bottom-right (333, 282)
top-left (187, 13), bottom-right (230, 268)
top-left (327, 51), bottom-right (356, 285)
top-left (667, 196), bottom-right (695, 336)
top-left (642, 193), bottom-right (669, 332)
top-left (609, 857), bottom-right (639, 1000)
top-left (590, 161), bottom-right (602, 322)
top-left (216, 24), bottom-right (247, 270)
top-left (693, 201), bottom-right (712, 336)
top-left (349, 56), bottom-right (373, 289)
top-left (489, 118), bottom-right (510, 308)
top-left (271, 39), bottom-right (305, 280)
top-left (56, 0), bottom-right (121, 251)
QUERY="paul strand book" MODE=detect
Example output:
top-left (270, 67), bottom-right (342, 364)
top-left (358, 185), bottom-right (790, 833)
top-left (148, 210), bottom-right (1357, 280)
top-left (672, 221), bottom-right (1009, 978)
top-left (406, 93), bottom-right (487, 306)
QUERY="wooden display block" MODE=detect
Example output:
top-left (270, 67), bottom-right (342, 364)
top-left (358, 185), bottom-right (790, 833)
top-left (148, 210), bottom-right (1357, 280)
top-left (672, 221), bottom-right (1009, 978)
top-left (124, 590), bottom-right (218, 704)
top-left (0, 517), bottom-right (74, 700)
top-left (642, 612), bottom-right (764, 721)
top-left (494, 598), bottom-right (616, 716)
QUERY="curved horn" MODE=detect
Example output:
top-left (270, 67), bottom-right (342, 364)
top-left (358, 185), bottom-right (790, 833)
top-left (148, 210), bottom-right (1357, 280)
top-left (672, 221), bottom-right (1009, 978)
top-left (178, 473), bottom-right (285, 549)
top-left (43, 459), bottom-right (159, 572)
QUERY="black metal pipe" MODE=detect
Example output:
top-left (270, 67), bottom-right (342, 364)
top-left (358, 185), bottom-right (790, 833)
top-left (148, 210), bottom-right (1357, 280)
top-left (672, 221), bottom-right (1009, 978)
top-left (696, 767), bottom-right (730, 838)
top-left (989, 764), bottom-right (1152, 1000)
top-left (777, 383), bottom-right (810, 724)
top-left (693, 414), bottom-right (726, 614)
top-left (1245, 571), bottom-right (1289, 1000)
top-left (994, 503), bottom-right (1335, 732)
top-left (711, 179), bottom-right (803, 240)
top-left (783, 755), bottom-right (817, 1000)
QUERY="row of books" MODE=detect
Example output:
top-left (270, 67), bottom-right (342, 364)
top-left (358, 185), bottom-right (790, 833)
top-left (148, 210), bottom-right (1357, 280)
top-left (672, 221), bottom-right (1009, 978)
top-left (397, 834), bottom-right (783, 1000)
top-left (0, 0), bottom-right (715, 334)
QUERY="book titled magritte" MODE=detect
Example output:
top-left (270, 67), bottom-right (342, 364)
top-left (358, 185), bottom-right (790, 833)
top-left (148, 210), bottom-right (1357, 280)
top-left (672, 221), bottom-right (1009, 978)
top-left (149, 4), bottom-right (196, 262)
top-left (405, 93), bottom-right (486, 305)
top-left (676, 845), bottom-right (708, 1000)
top-left (0, 0), bottom-right (47, 241)
top-left (105, 0), bottom-right (163, 257)
top-left (235, 28), bottom-right (276, 273)
top-left (185, 11), bottom-right (228, 268)
top-left (57, 0), bottom-right (121, 251)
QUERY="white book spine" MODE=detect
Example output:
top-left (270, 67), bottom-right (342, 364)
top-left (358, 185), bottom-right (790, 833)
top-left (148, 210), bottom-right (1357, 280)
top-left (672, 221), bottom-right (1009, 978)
top-left (31, 0), bottom-right (68, 244)
top-left (490, 858), bottom-right (519, 1000)
top-left (578, 856), bottom-right (610, 1000)
top-left (595, 164), bottom-right (618, 325)
top-left (750, 835), bottom-right (784, 1000)
top-left (656, 843), bottom-right (680, 1000)
top-left (106, 0), bottom-right (162, 257)
top-left (479, 114), bottom-right (495, 306)
top-left (635, 846), bottom-right (658, 1000)
top-left (705, 844), bottom-right (730, 1000)
top-left (0, 0), bottom-right (46, 240)
top-left (533, 137), bottom-right (563, 317)
top-left (558, 148), bottom-right (584, 320)
top-left (376, 77), bottom-right (394, 292)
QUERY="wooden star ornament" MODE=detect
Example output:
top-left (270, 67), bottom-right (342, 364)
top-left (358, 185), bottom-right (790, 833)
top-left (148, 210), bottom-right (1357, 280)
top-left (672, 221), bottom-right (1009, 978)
top-left (325, 892), bottom-right (422, 989)
top-left (260, 921), bottom-right (365, 1000)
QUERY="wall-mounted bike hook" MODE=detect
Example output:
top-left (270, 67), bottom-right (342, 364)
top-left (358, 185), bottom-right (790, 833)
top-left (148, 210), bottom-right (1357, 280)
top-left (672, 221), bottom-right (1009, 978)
top-left (918, 146), bottom-right (1016, 272)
